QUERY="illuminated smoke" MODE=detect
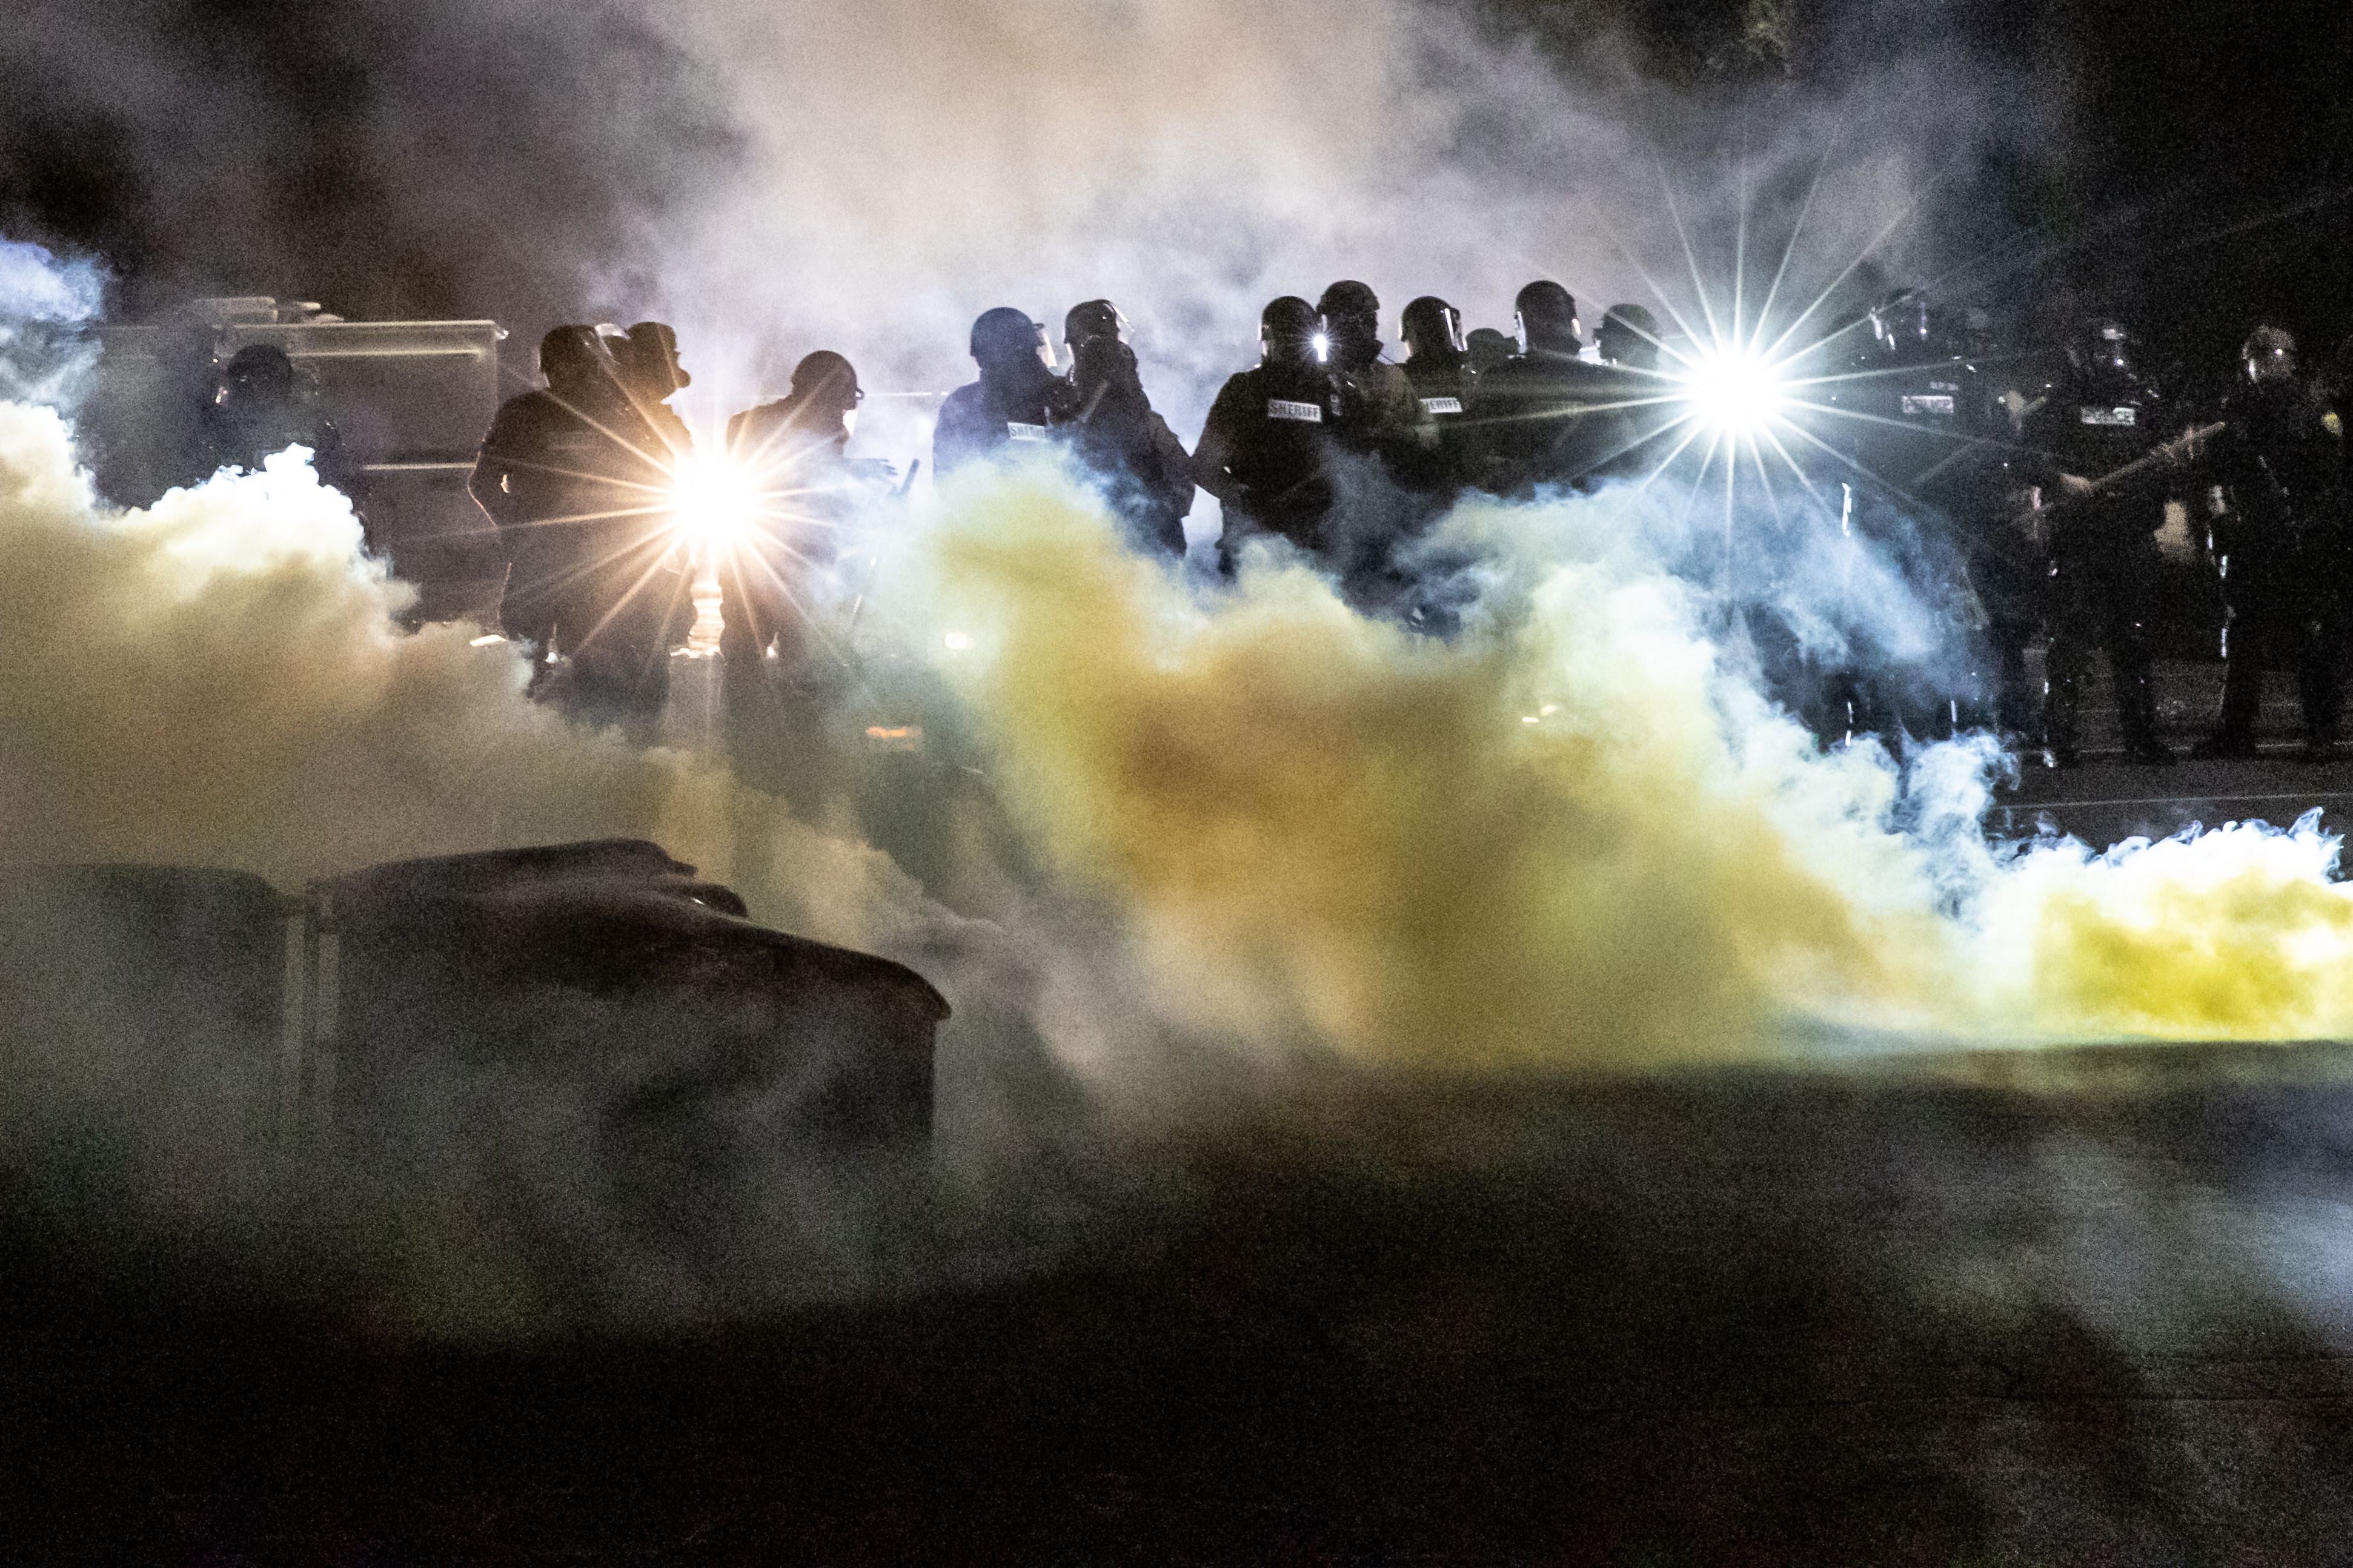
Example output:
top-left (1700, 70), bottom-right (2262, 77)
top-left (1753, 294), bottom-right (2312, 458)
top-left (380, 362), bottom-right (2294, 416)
top-left (5, 397), bottom-right (2353, 1079)
top-left (880, 457), bottom-right (2353, 1060)
top-left (2, 0), bottom-right (2057, 448)
top-left (0, 236), bottom-right (103, 323)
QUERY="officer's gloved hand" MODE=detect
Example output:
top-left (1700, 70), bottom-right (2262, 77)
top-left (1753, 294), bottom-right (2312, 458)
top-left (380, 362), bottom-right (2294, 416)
top-left (2153, 501), bottom-right (2200, 566)
top-left (2166, 425), bottom-right (2211, 468)
top-left (1330, 372), bottom-right (1369, 428)
top-left (1043, 377), bottom-right (1084, 425)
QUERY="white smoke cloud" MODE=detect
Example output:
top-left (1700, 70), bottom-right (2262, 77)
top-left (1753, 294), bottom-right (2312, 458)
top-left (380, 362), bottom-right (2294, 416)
top-left (620, 0), bottom-right (2030, 443)
top-left (0, 236), bottom-right (104, 323)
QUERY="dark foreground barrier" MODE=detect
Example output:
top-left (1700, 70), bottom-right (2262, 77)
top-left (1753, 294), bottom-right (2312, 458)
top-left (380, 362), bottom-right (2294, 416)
top-left (0, 841), bottom-right (948, 1323)
top-left (299, 838), bottom-right (944, 1152)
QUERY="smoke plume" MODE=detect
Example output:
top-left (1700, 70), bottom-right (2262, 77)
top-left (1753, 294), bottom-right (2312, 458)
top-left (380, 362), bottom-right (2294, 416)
top-left (5, 0), bottom-right (2060, 438)
top-left (5, 394), bottom-right (2349, 1077)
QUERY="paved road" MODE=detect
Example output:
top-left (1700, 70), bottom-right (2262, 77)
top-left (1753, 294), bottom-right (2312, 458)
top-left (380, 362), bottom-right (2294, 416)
top-left (8, 1047), bottom-right (2353, 1564)
top-left (1970, 656), bottom-right (2353, 848)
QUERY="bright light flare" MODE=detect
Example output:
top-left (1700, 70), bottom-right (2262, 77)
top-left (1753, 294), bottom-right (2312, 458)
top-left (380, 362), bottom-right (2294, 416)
top-left (1678, 344), bottom-right (1790, 436)
top-left (669, 452), bottom-right (763, 555)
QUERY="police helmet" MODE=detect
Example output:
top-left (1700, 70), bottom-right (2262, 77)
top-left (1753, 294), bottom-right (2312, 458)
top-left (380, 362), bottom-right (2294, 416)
top-left (1399, 296), bottom-right (1465, 365)
top-left (1464, 328), bottom-right (1515, 375)
top-left (971, 306), bottom-right (1051, 369)
top-left (2242, 325), bottom-right (2296, 383)
top-left (1318, 280), bottom-right (1379, 326)
top-left (538, 324), bottom-right (606, 385)
top-left (623, 320), bottom-right (691, 397)
top-left (1317, 280), bottom-right (1382, 368)
top-left (1596, 304), bottom-right (1660, 369)
top-left (1260, 296), bottom-right (1321, 365)
top-left (789, 349), bottom-right (862, 411)
top-left (1064, 299), bottom-right (1125, 350)
top-left (1870, 289), bottom-right (1935, 355)
top-left (2071, 317), bottom-right (2134, 380)
top-left (1513, 280), bottom-right (1581, 354)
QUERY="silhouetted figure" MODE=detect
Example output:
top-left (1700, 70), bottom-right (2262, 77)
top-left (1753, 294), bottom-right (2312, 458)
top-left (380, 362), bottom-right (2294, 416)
top-left (1195, 296), bottom-right (1344, 567)
top-left (1472, 280), bottom-right (1611, 492)
top-left (2018, 318), bottom-right (2180, 766)
top-left (2191, 325), bottom-right (2349, 760)
top-left (725, 349), bottom-right (892, 680)
top-left (934, 308), bottom-right (1063, 475)
top-left (471, 325), bottom-right (682, 733)
top-left (1051, 332), bottom-right (1194, 556)
top-left (1396, 294), bottom-right (1476, 500)
top-left (201, 343), bottom-right (368, 514)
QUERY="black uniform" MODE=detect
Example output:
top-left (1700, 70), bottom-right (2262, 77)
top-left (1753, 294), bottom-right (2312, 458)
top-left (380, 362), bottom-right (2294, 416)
top-left (1820, 317), bottom-right (2013, 739)
top-left (2016, 353), bottom-right (2177, 764)
top-left (934, 366), bottom-right (1062, 475)
top-left (201, 346), bottom-right (369, 518)
top-left (471, 344), bottom-right (685, 730)
top-left (1469, 349), bottom-right (1616, 493)
top-left (2195, 372), bottom-right (2348, 753)
top-left (1195, 359), bottom-right (1345, 560)
top-left (1395, 298), bottom-right (1478, 502)
top-left (935, 308), bottom-right (1066, 477)
top-left (1050, 335), bottom-right (1194, 557)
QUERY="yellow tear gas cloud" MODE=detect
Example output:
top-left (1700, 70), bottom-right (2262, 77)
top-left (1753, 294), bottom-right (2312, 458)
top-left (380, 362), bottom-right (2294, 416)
top-left (892, 461), bottom-right (2353, 1062)
top-left (7, 391), bottom-right (2353, 1079)
top-left (0, 401), bottom-right (934, 966)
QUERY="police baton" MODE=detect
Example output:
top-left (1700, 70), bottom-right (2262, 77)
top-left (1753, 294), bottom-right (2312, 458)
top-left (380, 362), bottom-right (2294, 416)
top-left (2010, 421), bottom-right (2227, 541)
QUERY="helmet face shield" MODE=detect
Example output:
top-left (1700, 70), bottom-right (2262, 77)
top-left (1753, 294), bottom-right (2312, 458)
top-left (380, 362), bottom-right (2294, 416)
top-left (1064, 299), bottom-right (1125, 351)
top-left (971, 306), bottom-right (1055, 372)
top-left (1399, 296), bottom-right (1463, 362)
top-left (1259, 296), bottom-right (1321, 365)
top-left (2074, 320), bottom-right (2133, 383)
top-left (2243, 326), bottom-right (2297, 384)
top-left (1597, 305), bottom-right (1659, 369)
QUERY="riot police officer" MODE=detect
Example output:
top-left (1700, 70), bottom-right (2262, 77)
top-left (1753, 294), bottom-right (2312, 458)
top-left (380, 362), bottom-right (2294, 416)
top-left (201, 343), bottom-right (368, 511)
top-left (934, 307), bottom-right (1063, 476)
top-left (1396, 294), bottom-right (1476, 498)
top-left (1051, 331), bottom-right (1195, 557)
top-left (471, 324), bottom-right (682, 732)
top-left (1586, 303), bottom-right (1673, 483)
top-left (1316, 280), bottom-right (1421, 466)
top-left (1195, 296), bottom-right (1343, 566)
top-left (1470, 280), bottom-right (1610, 493)
top-left (1595, 305), bottom-right (1661, 374)
top-left (614, 320), bottom-right (695, 460)
top-left (2190, 326), bottom-right (2348, 760)
top-left (724, 349), bottom-right (889, 680)
top-left (2016, 318), bottom-right (2180, 766)
top-left (1816, 288), bottom-right (2006, 741)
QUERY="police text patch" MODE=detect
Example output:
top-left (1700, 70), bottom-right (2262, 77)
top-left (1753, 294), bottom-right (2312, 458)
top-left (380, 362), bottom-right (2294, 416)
top-left (1006, 422), bottom-right (1049, 442)
top-left (1267, 399), bottom-right (1324, 423)
top-left (1900, 394), bottom-right (1956, 418)
top-left (1419, 397), bottom-right (1464, 416)
top-left (2079, 405), bottom-right (2137, 427)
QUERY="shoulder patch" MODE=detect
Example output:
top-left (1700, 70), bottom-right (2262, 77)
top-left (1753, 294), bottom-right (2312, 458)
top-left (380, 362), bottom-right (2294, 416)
top-left (1267, 399), bottom-right (1324, 423)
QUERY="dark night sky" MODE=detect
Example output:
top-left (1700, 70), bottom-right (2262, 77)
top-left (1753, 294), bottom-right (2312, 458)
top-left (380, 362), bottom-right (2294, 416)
top-left (0, 0), bottom-right (2345, 377)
